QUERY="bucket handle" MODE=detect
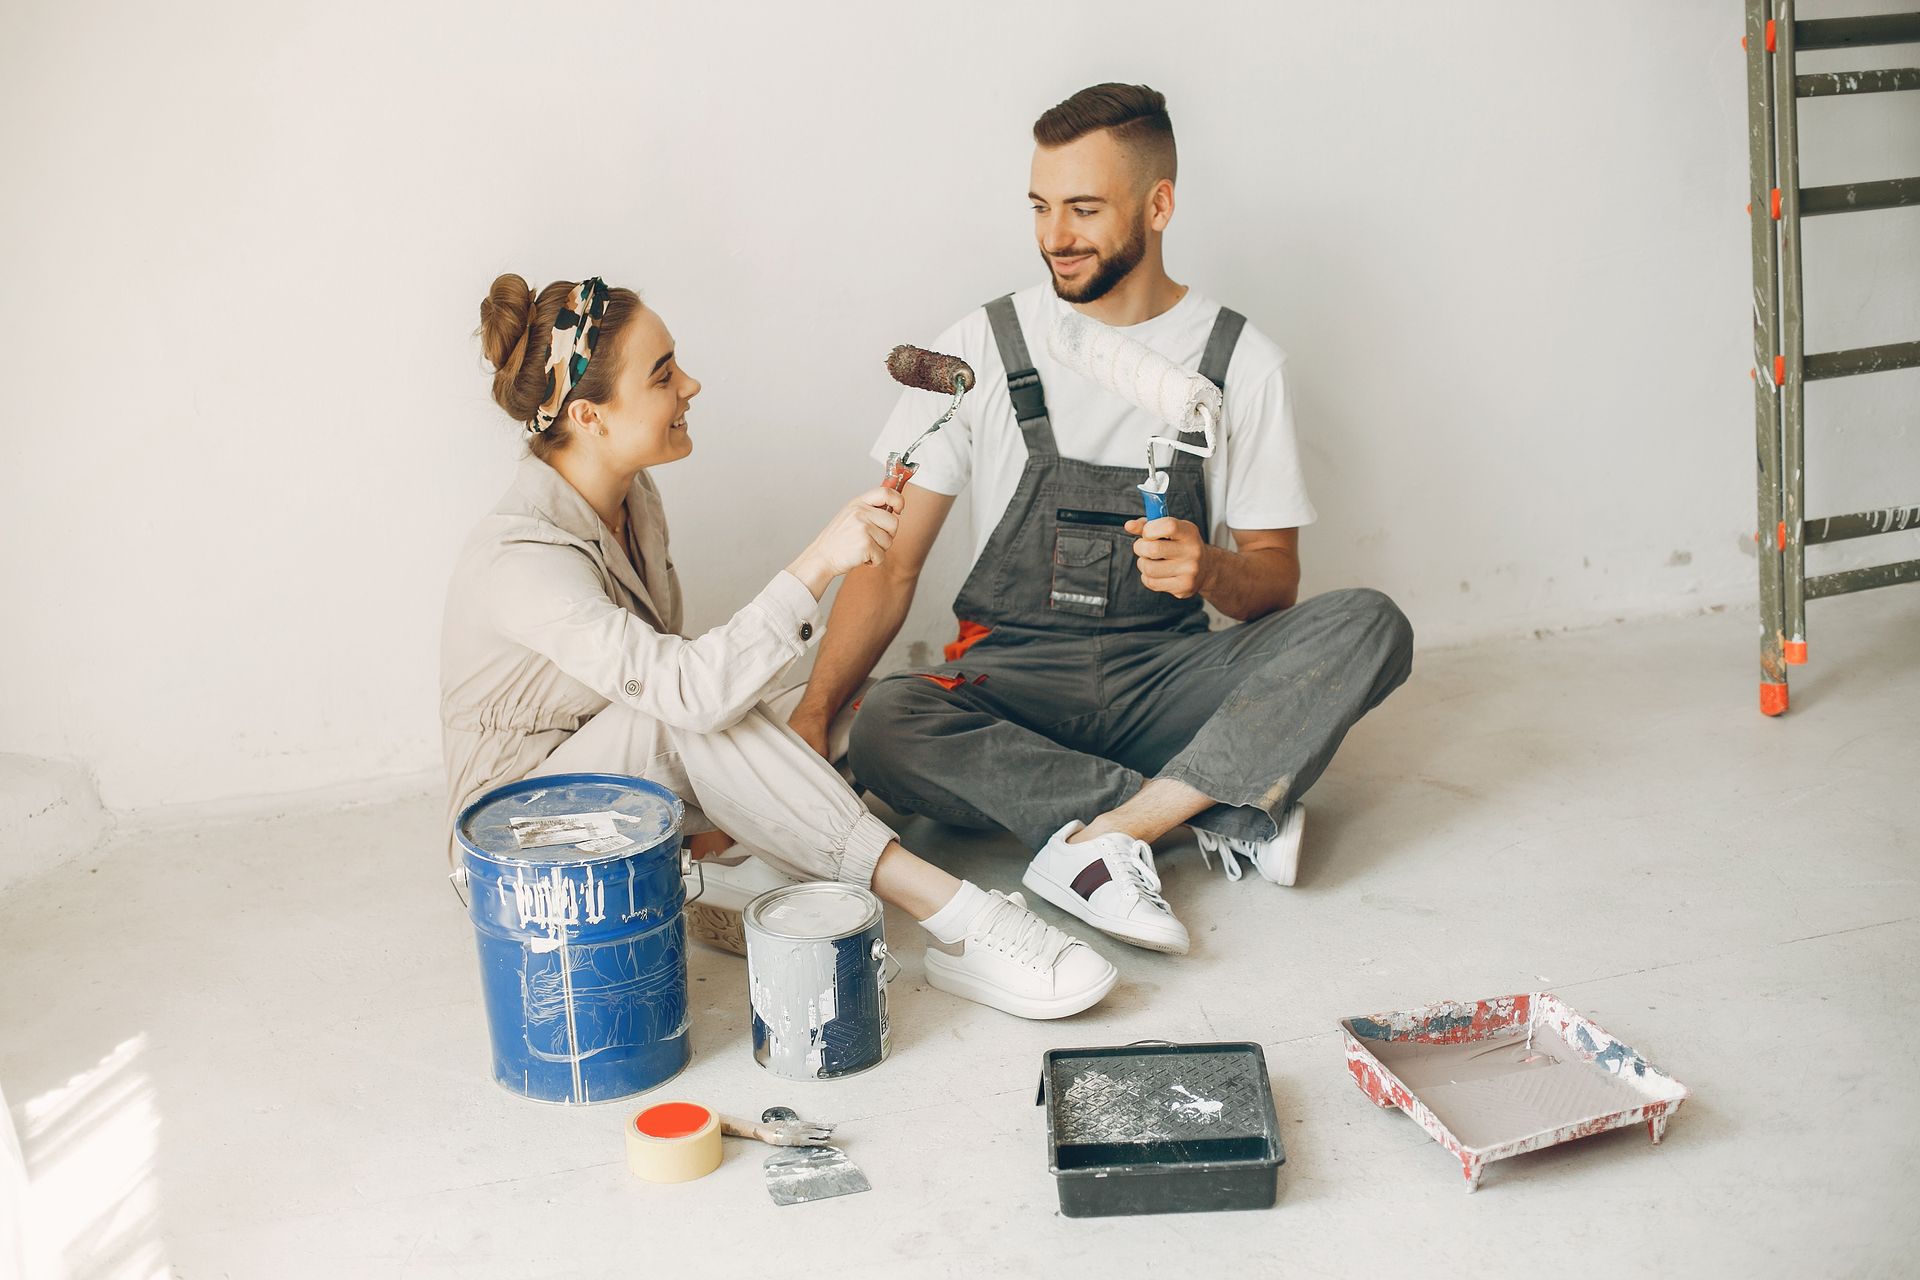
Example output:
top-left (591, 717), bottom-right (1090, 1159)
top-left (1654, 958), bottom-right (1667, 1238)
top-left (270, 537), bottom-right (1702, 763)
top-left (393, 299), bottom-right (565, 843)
top-left (872, 939), bottom-right (901, 985)
top-left (448, 866), bottom-right (470, 908)
top-left (683, 842), bottom-right (706, 906)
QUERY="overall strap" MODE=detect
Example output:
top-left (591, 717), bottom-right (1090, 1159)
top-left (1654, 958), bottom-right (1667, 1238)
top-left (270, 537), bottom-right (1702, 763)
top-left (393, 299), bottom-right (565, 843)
top-left (983, 294), bottom-right (1058, 457)
top-left (1197, 306), bottom-right (1247, 391)
top-left (1163, 306), bottom-right (1247, 477)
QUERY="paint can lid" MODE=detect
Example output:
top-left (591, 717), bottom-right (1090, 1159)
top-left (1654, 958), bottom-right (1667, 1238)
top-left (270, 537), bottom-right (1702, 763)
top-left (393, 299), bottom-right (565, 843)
top-left (456, 771), bottom-right (684, 867)
top-left (744, 883), bottom-right (881, 941)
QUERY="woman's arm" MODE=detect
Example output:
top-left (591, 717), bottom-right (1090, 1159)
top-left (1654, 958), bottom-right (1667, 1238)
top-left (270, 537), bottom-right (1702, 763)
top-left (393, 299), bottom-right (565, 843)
top-left (486, 542), bottom-right (820, 734)
top-left (484, 486), bottom-right (901, 736)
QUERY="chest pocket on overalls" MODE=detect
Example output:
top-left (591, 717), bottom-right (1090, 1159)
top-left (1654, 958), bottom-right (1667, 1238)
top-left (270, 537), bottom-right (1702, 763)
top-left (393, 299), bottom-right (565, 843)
top-left (1050, 530), bottom-right (1114, 616)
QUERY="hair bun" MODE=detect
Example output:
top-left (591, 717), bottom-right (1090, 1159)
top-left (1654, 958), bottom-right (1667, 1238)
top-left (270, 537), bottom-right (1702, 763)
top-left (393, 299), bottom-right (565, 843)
top-left (479, 273), bottom-right (538, 379)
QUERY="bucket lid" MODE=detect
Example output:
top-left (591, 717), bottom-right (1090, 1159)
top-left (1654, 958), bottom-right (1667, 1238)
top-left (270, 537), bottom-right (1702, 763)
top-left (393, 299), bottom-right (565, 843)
top-left (457, 772), bottom-right (684, 867)
top-left (745, 883), bottom-right (880, 941)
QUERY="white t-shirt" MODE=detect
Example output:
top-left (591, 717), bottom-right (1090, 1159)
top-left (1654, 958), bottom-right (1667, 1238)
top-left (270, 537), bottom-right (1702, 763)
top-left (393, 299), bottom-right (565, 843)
top-left (872, 284), bottom-right (1317, 565)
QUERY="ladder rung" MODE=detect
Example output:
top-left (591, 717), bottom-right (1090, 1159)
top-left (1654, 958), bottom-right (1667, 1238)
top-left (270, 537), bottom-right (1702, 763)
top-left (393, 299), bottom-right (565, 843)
top-left (1800, 176), bottom-right (1920, 215)
top-left (1806, 558), bottom-right (1920, 600)
top-left (1797, 67), bottom-right (1920, 95)
top-left (1805, 505), bottom-right (1920, 544)
top-left (1794, 12), bottom-right (1920, 51)
top-left (1805, 340), bottom-right (1920, 380)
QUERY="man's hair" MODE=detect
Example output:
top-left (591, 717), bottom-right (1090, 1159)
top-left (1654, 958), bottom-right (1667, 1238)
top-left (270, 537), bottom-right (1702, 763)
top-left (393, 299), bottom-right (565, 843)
top-left (1032, 83), bottom-right (1177, 185)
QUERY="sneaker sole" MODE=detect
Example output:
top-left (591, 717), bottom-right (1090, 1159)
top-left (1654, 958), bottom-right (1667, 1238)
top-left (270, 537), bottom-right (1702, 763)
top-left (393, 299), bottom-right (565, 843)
top-left (922, 951), bottom-right (1118, 1020)
top-left (684, 901), bottom-right (747, 957)
top-left (1020, 866), bottom-right (1190, 955)
top-left (1258, 808), bottom-right (1306, 888)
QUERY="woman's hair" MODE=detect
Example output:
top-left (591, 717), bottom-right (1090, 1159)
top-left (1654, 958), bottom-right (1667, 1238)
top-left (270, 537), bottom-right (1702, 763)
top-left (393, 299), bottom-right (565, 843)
top-left (478, 275), bottom-right (643, 458)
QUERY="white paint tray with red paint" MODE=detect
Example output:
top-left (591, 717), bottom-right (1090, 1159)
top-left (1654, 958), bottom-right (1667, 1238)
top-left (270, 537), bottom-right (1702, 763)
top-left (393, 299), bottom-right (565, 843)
top-left (1341, 993), bottom-right (1688, 1191)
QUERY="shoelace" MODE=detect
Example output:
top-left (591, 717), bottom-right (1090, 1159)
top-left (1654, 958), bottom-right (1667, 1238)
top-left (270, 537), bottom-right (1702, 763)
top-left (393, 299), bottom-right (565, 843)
top-left (1109, 839), bottom-right (1173, 908)
top-left (1194, 830), bottom-right (1253, 882)
top-left (975, 893), bottom-right (1074, 968)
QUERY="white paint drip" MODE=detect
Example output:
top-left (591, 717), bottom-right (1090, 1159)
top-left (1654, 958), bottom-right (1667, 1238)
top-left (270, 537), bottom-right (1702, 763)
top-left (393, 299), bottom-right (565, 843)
top-left (510, 864), bottom-right (607, 932)
top-left (749, 940), bottom-right (843, 1079)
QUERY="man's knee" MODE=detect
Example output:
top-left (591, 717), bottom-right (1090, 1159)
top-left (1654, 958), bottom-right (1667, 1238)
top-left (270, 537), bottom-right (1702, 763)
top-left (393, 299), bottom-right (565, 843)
top-left (1332, 588), bottom-right (1415, 687)
top-left (846, 675), bottom-right (949, 789)
top-left (1344, 588), bottom-right (1413, 653)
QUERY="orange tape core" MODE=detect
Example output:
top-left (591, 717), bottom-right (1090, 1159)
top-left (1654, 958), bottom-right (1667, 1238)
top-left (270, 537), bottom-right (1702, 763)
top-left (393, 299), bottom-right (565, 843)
top-left (635, 1103), bottom-right (711, 1140)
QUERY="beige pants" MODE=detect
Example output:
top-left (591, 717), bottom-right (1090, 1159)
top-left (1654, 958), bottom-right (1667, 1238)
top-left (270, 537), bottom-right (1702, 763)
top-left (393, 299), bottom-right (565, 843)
top-left (534, 680), bottom-right (893, 888)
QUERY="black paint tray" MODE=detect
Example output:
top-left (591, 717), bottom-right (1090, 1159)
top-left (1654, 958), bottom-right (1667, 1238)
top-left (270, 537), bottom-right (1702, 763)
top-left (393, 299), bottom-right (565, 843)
top-left (1036, 1041), bottom-right (1284, 1217)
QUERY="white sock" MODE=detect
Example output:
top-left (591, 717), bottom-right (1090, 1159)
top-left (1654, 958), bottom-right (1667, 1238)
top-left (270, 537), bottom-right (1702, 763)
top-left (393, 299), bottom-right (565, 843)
top-left (918, 880), bottom-right (992, 945)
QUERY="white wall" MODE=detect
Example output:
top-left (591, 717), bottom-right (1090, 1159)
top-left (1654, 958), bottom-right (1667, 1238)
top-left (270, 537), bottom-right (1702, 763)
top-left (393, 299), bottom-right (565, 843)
top-left (1, 0), bottom-right (1914, 812)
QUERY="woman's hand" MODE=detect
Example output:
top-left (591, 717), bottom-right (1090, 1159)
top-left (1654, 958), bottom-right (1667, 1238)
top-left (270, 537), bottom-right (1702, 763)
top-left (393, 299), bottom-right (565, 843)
top-left (787, 486), bottom-right (904, 597)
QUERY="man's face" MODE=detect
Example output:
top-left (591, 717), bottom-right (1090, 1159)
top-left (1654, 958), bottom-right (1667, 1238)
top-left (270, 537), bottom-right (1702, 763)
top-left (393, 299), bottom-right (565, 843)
top-left (1029, 130), bottom-right (1154, 304)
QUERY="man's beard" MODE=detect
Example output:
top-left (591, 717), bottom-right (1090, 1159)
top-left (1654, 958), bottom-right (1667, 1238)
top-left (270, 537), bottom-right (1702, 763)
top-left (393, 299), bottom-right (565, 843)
top-left (1045, 219), bottom-right (1148, 304)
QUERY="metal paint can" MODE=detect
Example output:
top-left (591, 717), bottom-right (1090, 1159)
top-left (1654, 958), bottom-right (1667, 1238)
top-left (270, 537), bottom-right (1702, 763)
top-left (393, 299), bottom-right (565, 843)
top-left (454, 772), bottom-right (689, 1105)
top-left (744, 883), bottom-right (898, 1081)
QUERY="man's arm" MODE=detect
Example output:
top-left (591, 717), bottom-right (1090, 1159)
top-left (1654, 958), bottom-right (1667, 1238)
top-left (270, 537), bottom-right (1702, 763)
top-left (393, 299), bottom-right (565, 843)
top-left (1124, 519), bottom-right (1300, 622)
top-left (790, 483), bottom-right (956, 756)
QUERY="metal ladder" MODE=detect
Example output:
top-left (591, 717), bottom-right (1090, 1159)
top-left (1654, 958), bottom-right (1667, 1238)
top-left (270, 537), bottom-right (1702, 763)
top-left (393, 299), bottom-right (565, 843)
top-left (1745, 0), bottom-right (1920, 715)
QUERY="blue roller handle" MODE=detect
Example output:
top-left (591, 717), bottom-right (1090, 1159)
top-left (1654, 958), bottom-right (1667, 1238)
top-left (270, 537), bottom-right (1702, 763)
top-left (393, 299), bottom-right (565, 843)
top-left (1139, 485), bottom-right (1169, 521)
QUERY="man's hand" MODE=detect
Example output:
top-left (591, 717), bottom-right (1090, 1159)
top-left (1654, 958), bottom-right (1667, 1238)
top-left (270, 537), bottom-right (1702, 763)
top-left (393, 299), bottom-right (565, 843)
top-left (789, 707), bottom-right (831, 759)
top-left (1126, 516), bottom-right (1211, 600)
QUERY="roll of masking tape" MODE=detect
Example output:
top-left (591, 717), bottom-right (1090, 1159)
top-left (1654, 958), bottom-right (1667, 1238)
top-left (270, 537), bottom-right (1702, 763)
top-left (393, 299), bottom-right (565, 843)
top-left (625, 1101), bottom-right (722, 1183)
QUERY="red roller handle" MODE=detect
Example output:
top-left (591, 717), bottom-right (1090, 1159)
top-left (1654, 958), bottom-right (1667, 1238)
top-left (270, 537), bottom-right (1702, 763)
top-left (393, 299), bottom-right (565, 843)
top-left (882, 453), bottom-right (917, 494)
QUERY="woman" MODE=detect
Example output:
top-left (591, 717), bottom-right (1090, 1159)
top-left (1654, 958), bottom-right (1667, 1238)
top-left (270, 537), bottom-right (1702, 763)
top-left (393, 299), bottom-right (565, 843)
top-left (441, 274), bottom-right (1116, 1020)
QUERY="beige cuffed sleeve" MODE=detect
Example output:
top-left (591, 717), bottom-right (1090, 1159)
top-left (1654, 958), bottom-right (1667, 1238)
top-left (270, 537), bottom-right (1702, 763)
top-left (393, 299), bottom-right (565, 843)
top-left (484, 542), bottom-right (822, 734)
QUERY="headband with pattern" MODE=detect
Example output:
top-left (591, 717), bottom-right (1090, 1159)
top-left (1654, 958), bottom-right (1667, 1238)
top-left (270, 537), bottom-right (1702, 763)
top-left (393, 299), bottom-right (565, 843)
top-left (529, 276), bottom-right (610, 434)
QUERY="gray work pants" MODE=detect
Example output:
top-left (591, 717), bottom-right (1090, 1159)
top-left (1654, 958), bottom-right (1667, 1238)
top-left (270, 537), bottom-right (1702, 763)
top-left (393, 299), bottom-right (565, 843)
top-left (848, 588), bottom-right (1414, 850)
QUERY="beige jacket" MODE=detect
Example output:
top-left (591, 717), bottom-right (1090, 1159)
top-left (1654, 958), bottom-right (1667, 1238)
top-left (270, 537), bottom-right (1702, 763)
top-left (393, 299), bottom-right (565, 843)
top-left (440, 455), bottom-right (823, 858)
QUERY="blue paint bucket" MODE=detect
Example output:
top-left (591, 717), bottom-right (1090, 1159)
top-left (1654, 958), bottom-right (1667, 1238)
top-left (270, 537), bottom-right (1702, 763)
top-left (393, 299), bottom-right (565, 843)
top-left (454, 773), bottom-right (689, 1105)
top-left (744, 884), bottom-right (898, 1081)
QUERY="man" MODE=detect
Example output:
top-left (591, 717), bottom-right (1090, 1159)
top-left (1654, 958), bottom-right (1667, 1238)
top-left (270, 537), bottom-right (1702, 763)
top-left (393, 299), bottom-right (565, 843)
top-left (790, 83), bottom-right (1413, 957)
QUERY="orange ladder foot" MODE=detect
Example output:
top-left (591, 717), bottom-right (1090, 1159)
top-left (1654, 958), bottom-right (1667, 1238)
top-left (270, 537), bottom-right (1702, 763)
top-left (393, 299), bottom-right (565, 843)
top-left (1761, 682), bottom-right (1789, 716)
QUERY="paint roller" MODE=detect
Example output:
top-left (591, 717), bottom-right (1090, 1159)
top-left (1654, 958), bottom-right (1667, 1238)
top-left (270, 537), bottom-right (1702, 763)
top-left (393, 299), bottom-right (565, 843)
top-left (880, 345), bottom-right (975, 493)
top-left (1047, 310), bottom-right (1219, 521)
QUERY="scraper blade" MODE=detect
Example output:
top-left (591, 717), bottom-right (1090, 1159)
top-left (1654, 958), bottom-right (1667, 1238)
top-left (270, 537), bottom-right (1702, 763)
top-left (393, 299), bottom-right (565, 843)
top-left (763, 1145), bottom-right (871, 1206)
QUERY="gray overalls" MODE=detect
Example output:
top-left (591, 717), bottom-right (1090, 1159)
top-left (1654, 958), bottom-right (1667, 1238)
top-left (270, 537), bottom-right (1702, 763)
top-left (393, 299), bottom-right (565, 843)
top-left (951, 295), bottom-right (1244, 634)
top-left (849, 295), bottom-right (1416, 851)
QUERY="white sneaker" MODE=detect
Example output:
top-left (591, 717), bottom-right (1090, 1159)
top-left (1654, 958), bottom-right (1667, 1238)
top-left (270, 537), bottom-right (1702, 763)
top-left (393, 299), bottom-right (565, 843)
top-left (922, 891), bottom-right (1118, 1020)
top-left (1021, 821), bottom-right (1190, 955)
top-left (683, 851), bottom-right (800, 955)
top-left (1194, 804), bottom-right (1307, 887)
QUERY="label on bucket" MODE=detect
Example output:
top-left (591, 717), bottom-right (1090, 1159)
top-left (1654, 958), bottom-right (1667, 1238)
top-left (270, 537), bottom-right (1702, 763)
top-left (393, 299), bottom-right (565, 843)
top-left (511, 811), bottom-right (621, 849)
top-left (577, 833), bottom-right (638, 855)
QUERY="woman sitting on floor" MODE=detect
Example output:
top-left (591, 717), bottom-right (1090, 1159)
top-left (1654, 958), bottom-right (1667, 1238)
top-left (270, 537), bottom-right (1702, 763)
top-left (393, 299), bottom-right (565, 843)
top-left (440, 274), bottom-right (1116, 1019)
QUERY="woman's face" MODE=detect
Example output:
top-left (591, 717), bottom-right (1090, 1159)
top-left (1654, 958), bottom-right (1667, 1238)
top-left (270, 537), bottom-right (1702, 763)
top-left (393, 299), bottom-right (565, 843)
top-left (575, 305), bottom-right (701, 471)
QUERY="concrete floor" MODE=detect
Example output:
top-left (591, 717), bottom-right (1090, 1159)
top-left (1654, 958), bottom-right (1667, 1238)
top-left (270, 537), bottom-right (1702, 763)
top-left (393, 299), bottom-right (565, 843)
top-left (4, 590), bottom-right (1917, 1279)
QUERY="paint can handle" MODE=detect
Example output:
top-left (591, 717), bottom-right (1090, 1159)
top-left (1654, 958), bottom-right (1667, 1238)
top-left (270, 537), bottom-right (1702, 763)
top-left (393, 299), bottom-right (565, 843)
top-left (872, 939), bottom-right (901, 985)
top-left (447, 866), bottom-right (470, 909)
top-left (684, 853), bottom-right (706, 907)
